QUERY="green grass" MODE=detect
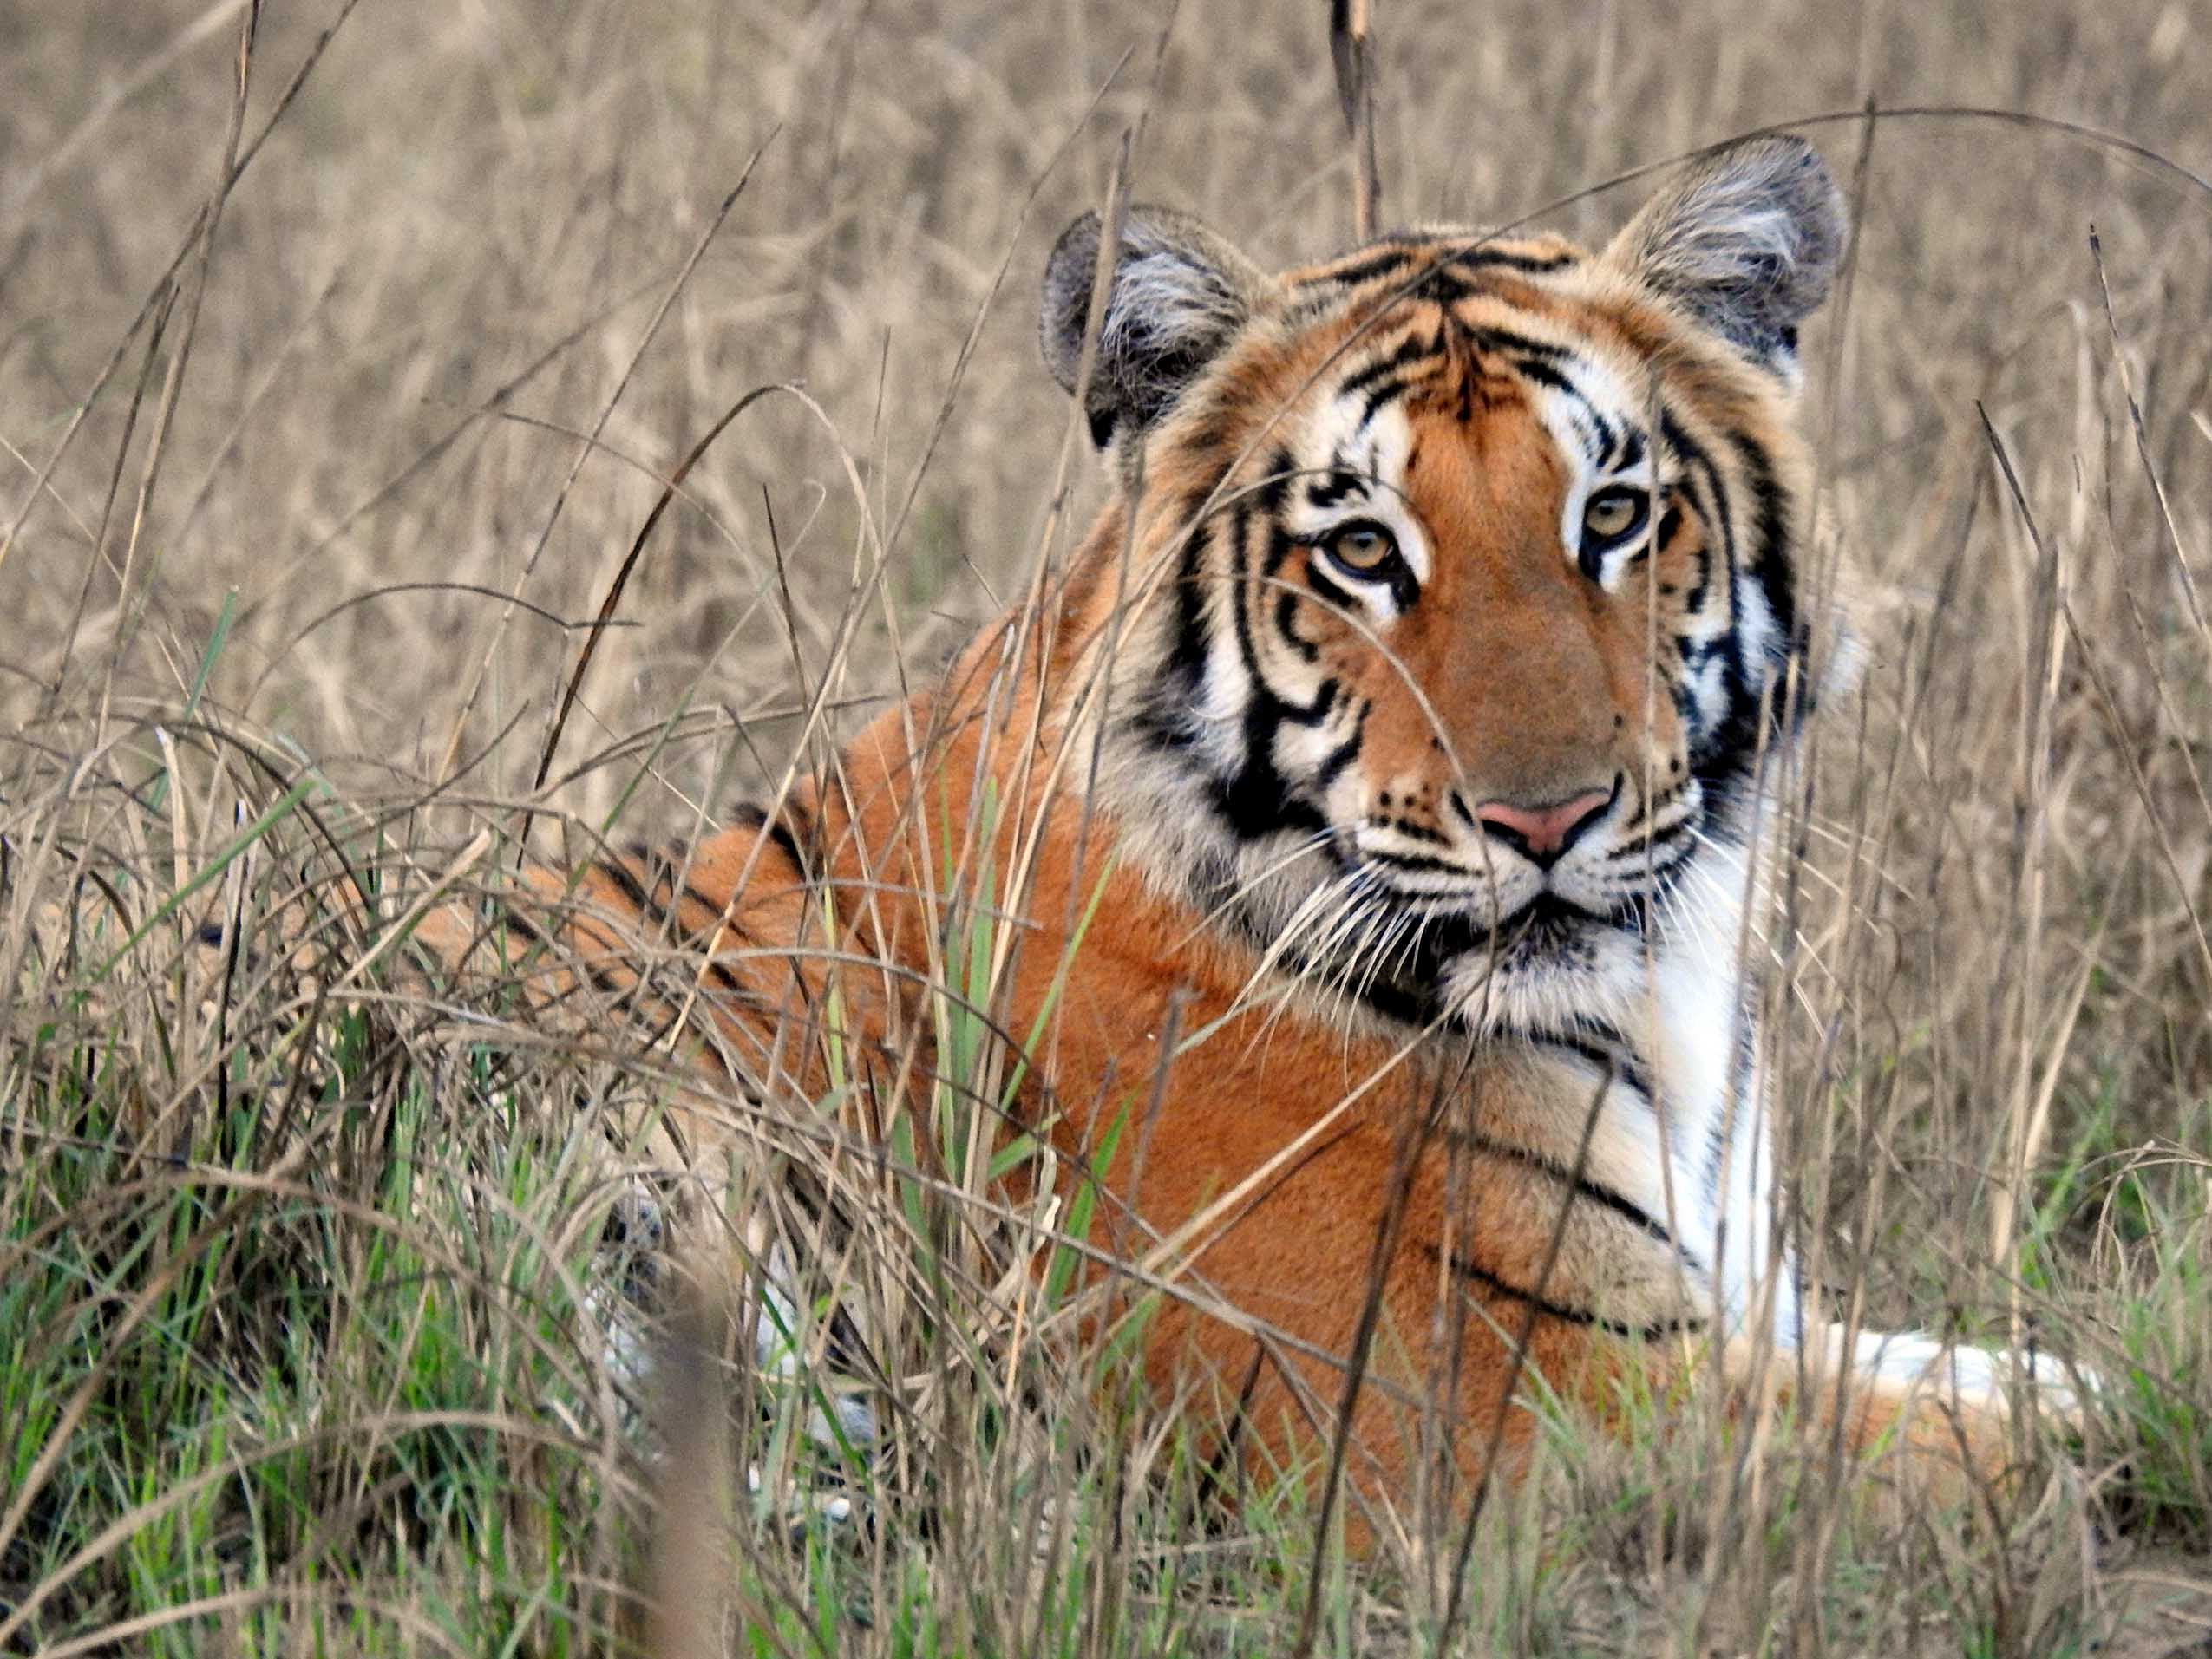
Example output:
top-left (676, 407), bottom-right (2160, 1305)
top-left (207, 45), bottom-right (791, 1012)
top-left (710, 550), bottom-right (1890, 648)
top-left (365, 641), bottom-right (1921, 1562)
top-left (0, 976), bottom-right (637, 1653)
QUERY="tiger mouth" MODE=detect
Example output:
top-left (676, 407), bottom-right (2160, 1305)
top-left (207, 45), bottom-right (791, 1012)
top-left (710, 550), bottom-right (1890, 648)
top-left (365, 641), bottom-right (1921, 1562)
top-left (1282, 879), bottom-right (1655, 1025)
top-left (1358, 878), bottom-right (1653, 944)
top-left (1495, 893), bottom-right (1628, 947)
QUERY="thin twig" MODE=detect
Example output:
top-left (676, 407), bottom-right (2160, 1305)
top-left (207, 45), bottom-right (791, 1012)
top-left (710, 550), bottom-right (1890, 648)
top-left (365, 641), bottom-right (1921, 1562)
top-left (1329, 0), bottom-right (1383, 238)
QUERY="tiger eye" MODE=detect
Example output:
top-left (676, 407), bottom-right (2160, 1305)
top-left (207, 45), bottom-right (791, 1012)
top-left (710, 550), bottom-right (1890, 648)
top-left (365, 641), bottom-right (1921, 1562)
top-left (1326, 522), bottom-right (1397, 572)
top-left (1582, 488), bottom-right (1646, 544)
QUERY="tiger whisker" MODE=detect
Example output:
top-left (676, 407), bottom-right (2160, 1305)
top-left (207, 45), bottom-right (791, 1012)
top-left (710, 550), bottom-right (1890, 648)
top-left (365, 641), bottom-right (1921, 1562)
top-left (1234, 865), bottom-right (1369, 1037)
top-left (1172, 826), bottom-right (1339, 953)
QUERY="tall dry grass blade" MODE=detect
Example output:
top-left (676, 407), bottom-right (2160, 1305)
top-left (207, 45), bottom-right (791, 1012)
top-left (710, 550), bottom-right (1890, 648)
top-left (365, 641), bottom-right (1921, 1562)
top-left (643, 1280), bottom-right (736, 1659)
top-left (2089, 226), bottom-right (2209, 637)
top-left (1328, 0), bottom-right (1383, 238)
top-left (437, 129), bottom-right (779, 790)
top-left (530, 382), bottom-right (792, 804)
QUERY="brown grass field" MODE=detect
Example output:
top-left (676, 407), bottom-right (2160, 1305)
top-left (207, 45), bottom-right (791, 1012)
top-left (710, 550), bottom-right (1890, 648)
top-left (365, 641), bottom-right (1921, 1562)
top-left (3, 0), bottom-right (2210, 1652)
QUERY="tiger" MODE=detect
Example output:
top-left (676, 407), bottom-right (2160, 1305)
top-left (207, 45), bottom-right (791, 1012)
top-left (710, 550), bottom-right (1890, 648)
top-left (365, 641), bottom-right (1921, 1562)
top-left (432, 136), bottom-right (2087, 1538)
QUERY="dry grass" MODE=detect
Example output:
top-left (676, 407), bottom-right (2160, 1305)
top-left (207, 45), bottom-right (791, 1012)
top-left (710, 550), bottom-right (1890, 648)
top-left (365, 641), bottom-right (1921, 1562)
top-left (3, 0), bottom-right (2210, 1653)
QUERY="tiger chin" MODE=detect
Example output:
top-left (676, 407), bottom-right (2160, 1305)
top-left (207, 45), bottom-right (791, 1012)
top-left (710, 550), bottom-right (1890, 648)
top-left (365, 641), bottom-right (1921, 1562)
top-left (440, 137), bottom-right (2090, 1545)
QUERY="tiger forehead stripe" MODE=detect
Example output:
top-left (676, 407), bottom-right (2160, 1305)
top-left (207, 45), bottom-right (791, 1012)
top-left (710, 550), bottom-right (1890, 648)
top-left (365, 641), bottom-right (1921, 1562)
top-left (1292, 238), bottom-right (1583, 294)
top-left (1324, 313), bottom-right (1642, 469)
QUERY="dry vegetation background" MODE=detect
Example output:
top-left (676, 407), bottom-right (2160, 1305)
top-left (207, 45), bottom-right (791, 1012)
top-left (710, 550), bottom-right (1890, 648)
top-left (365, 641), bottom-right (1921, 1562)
top-left (3, 0), bottom-right (2211, 1653)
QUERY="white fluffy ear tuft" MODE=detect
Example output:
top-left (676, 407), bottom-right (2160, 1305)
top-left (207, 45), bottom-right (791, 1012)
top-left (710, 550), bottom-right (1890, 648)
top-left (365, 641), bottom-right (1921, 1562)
top-left (1605, 137), bottom-right (1846, 369)
top-left (1040, 206), bottom-right (1269, 448)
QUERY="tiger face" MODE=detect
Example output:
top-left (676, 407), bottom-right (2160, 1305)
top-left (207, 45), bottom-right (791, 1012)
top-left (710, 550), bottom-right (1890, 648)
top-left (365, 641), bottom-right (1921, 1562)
top-left (1040, 140), bottom-right (1845, 1041)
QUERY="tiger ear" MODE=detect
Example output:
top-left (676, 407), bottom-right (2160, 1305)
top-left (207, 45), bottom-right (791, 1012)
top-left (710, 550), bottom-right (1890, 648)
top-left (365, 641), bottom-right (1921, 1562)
top-left (1603, 137), bottom-right (1846, 372)
top-left (1040, 206), bottom-right (1272, 449)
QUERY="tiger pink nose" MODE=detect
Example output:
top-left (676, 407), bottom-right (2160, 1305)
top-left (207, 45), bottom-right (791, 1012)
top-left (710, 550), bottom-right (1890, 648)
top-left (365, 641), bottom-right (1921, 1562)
top-left (1473, 788), bottom-right (1613, 866)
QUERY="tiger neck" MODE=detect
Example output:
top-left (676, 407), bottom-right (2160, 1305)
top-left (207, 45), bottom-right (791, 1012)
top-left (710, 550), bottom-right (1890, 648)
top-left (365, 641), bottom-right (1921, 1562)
top-left (1016, 519), bottom-right (1798, 1332)
top-left (1073, 684), bottom-right (1791, 1334)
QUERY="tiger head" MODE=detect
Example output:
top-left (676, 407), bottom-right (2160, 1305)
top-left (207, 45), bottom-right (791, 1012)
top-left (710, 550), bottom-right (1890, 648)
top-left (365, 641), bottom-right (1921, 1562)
top-left (1039, 139), bottom-right (1847, 1040)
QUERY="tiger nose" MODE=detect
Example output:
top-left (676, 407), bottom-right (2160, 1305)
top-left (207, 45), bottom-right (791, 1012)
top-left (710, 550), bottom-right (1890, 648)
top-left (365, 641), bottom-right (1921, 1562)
top-left (1471, 787), bottom-right (1613, 867)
